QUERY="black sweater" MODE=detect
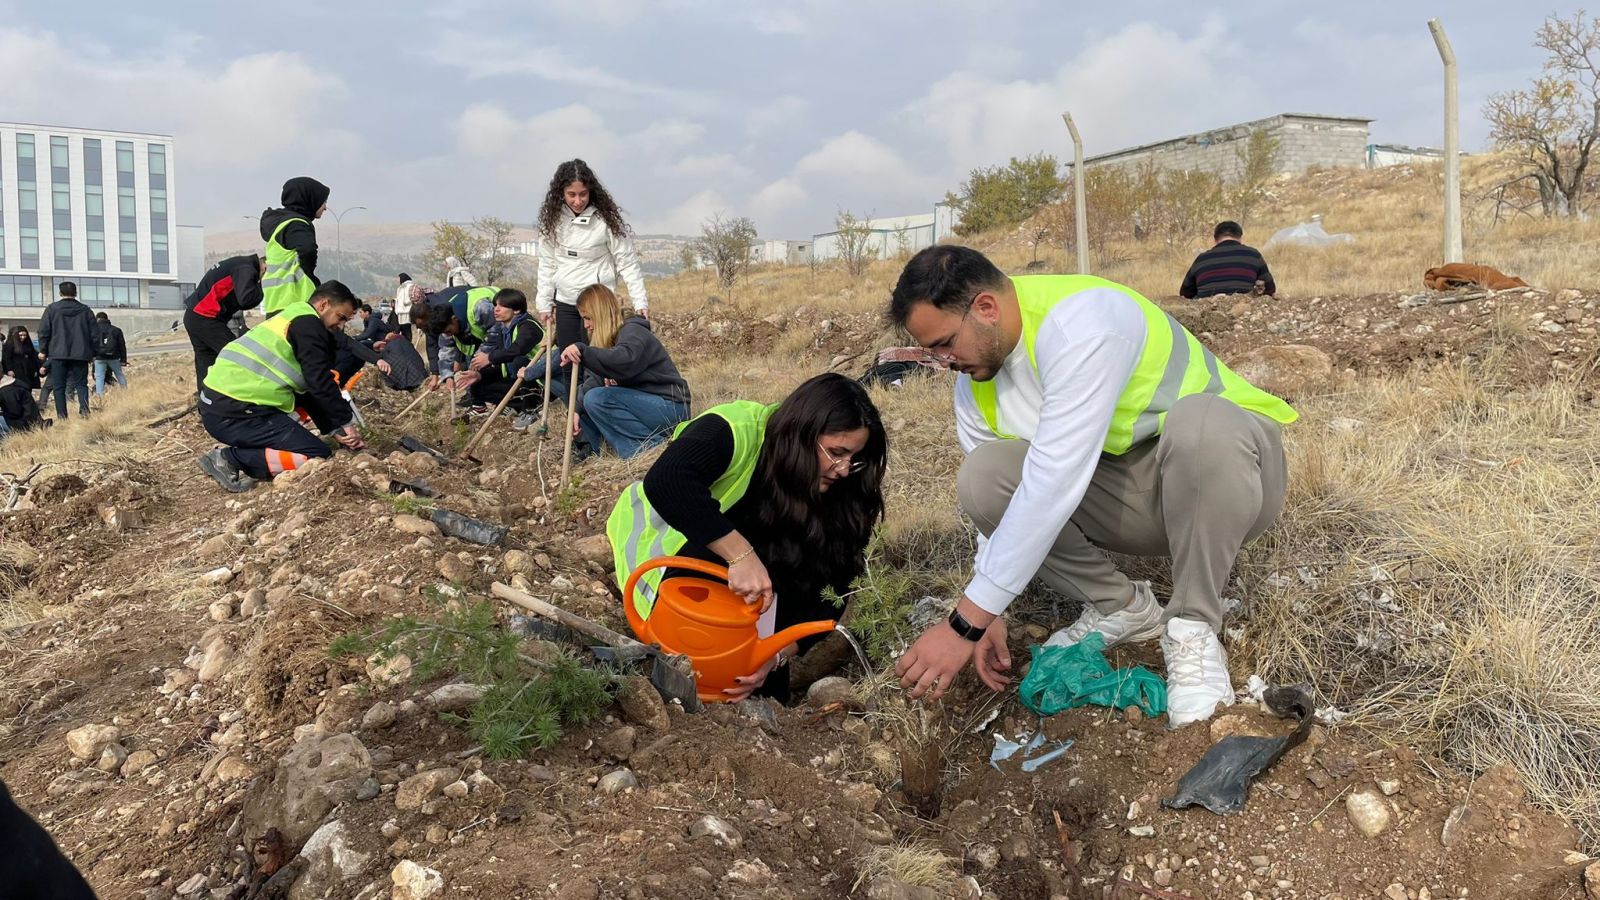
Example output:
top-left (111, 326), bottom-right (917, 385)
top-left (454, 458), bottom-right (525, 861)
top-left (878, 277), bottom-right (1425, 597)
top-left (94, 324), bottom-right (127, 363)
top-left (203, 316), bottom-right (353, 431)
top-left (0, 381), bottom-right (41, 429)
top-left (641, 415), bottom-right (849, 624)
top-left (259, 177), bottom-right (329, 285)
top-left (186, 255), bottom-right (264, 320)
top-left (3, 341), bottom-right (42, 387)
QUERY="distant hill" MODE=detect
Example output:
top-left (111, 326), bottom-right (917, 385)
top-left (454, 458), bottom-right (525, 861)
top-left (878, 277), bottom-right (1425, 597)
top-left (205, 223), bottom-right (695, 297)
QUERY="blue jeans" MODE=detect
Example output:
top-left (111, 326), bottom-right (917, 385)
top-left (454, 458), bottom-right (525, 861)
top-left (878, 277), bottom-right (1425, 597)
top-left (94, 359), bottom-right (127, 395)
top-left (578, 387), bottom-right (689, 459)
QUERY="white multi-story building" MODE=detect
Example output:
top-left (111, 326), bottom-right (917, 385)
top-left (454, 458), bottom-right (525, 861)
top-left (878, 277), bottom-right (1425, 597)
top-left (0, 122), bottom-right (205, 332)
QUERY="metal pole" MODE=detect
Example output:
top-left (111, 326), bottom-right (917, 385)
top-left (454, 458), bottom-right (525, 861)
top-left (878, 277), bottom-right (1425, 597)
top-left (1429, 19), bottom-right (1463, 263)
top-left (1061, 113), bottom-right (1089, 274)
top-left (332, 205), bottom-right (367, 283)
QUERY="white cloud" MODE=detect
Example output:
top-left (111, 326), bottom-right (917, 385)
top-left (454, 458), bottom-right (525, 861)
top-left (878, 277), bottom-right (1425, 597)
top-left (667, 153), bottom-right (753, 182)
top-left (636, 189), bottom-right (732, 235)
top-left (425, 30), bottom-right (709, 110)
top-left (900, 19), bottom-right (1254, 172)
top-left (0, 26), bottom-right (359, 225)
top-left (745, 95), bottom-right (810, 137)
top-left (750, 130), bottom-right (941, 232)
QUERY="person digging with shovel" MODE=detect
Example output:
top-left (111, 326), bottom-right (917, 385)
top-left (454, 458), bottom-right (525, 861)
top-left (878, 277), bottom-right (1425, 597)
top-left (196, 281), bottom-right (367, 492)
top-left (605, 373), bottom-right (887, 702)
top-left (465, 289), bottom-right (543, 416)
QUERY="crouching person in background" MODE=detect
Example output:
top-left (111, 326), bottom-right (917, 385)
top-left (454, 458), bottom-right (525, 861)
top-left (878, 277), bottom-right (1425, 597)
top-left (0, 373), bottom-right (48, 437)
top-left (547, 284), bottom-right (690, 458)
top-left (196, 282), bottom-right (366, 492)
top-left (465, 288), bottom-right (543, 414)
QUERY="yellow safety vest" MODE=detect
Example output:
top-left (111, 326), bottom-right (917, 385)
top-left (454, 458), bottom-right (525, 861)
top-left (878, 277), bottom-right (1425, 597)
top-left (203, 301), bottom-right (315, 412)
top-left (262, 217), bottom-right (315, 316)
top-left (970, 275), bottom-right (1296, 453)
top-left (605, 400), bottom-right (776, 618)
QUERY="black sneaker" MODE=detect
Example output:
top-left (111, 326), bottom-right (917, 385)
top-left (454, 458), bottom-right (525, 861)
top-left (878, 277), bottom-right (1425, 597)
top-left (198, 448), bottom-right (256, 493)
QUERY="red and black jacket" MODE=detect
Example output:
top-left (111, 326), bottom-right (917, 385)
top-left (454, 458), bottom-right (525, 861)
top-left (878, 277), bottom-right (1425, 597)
top-left (185, 255), bottom-right (264, 321)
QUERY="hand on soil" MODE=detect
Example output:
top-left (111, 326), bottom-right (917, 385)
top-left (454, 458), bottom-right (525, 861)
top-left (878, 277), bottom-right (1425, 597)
top-left (336, 427), bottom-right (366, 450)
top-left (974, 618), bottom-right (1012, 690)
top-left (897, 620), bottom-right (976, 702)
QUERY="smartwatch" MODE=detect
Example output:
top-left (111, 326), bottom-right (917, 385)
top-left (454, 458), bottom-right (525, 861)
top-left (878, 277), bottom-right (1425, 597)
top-left (947, 609), bottom-right (987, 641)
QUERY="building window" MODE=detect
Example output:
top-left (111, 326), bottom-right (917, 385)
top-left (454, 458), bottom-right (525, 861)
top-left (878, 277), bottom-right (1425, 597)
top-left (83, 138), bottom-right (105, 271)
top-left (49, 136), bottom-right (73, 269)
top-left (0, 275), bottom-right (47, 308)
top-left (151, 231), bottom-right (169, 272)
top-left (76, 277), bottom-right (141, 309)
top-left (16, 133), bottom-right (38, 269)
top-left (115, 140), bottom-right (137, 271)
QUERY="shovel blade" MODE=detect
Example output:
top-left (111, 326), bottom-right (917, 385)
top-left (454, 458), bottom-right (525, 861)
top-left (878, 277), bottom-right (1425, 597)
top-left (650, 652), bottom-right (703, 713)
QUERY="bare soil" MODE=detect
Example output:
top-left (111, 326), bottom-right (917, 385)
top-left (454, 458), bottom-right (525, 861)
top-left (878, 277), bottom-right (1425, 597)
top-left (3, 292), bottom-right (1597, 900)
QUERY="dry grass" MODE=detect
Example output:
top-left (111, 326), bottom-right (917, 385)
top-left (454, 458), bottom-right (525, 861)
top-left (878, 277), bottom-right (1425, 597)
top-left (853, 840), bottom-right (962, 893)
top-left (0, 356), bottom-right (194, 476)
top-left (1237, 355), bottom-right (1600, 848)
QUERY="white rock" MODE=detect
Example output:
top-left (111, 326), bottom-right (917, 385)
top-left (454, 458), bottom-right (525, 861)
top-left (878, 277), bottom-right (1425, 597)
top-left (724, 858), bottom-right (774, 885)
top-left (390, 860), bottom-right (444, 900)
top-left (65, 724), bottom-right (121, 761)
top-left (176, 873), bottom-right (208, 895)
top-left (688, 815), bottom-right (742, 848)
top-left (596, 769), bottom-right (639, 794)
top-left (361, 702), bottom-right (397, 731)
top-left (199, 567), bottom-right (235, 586)
top-left (423, 683), bottom-right (487, 713)
top-left (1377, 779), bottom-right (1402, 796)
top-left (1346, 790), bottom-right (1393, 838)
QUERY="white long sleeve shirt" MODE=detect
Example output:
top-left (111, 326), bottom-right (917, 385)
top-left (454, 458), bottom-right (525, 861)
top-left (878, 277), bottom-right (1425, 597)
top-left (535, 206), bottom-right (649, 314)
top-left (956, 287), bottom-right (1148, 616)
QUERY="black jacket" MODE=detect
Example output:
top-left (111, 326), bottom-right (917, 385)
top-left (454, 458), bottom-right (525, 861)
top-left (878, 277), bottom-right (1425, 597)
top-left (2, 340), bottom-right (42, 387)
top-left (356, 312), bottom-right (390, 347)
top-left (259, 177), bottom-right (329, 285)
top-left (37, 298), bottom-right (97, 362)
top-left (0, 380), bottom-right (42, 430)
top-left (185, 255), bottom-right (264, 320)
top-left (573, 317), bottom-right (690, 413)
top-left (481, 313), bottom-right (542, 376)
top-left (0, 777), bottom-right (96, 900)
top-left (94, 323), bottom-right (127, 363)
top-left (203, 315), bottom-right (354, 432)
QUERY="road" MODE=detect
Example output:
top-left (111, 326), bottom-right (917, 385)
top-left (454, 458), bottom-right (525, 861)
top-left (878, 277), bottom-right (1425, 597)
top-left (130, 340), bottom-right (191, 358)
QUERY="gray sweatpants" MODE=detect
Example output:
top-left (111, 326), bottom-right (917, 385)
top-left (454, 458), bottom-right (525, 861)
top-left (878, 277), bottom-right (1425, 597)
top-left (957, 393), bottom-right (1287, 631)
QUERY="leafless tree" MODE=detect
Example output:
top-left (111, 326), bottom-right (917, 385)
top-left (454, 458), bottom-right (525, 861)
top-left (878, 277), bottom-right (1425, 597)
top-left (1486, 11), bottom-right (1600, 216)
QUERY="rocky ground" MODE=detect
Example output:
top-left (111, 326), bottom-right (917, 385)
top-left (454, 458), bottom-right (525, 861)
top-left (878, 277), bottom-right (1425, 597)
top-left (4, 290), bottom-right (1600, 900)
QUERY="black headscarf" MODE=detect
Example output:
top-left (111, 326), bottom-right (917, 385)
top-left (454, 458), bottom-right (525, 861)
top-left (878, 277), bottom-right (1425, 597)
top-left (279, 177), bottom-right (330, 219)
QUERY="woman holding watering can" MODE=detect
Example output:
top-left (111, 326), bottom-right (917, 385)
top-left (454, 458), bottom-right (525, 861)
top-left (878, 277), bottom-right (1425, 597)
top-left (606, 373), bottom-right (887, 702)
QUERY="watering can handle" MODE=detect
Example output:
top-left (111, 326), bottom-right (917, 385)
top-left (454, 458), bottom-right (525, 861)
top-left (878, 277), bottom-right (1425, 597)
top-left (622, 555), bottom-right (733, 625)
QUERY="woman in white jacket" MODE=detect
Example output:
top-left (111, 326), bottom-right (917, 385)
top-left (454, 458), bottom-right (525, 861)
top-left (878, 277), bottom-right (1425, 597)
top-left (393, 273), bottom-right (415, 340)
top-left (535, 159), bottom-right (649, 353)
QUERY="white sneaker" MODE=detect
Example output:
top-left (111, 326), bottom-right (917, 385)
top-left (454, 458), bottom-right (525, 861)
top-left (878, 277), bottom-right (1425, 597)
top-left (1160, 618), bottom-right (1235, 728)
top-left (1045, 581), bottom-right (1165, 649)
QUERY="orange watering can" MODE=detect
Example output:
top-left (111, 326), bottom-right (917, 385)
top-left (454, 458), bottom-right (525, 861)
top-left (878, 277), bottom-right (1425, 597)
top-left (623, 556), bottom-right (837, 704)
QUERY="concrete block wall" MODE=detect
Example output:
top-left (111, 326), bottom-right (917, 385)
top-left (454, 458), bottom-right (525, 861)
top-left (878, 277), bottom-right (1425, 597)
top-left (1084, 114), bottom-right (1370, 183)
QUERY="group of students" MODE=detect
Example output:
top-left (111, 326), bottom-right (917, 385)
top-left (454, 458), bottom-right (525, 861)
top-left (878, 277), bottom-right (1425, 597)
top-left (188, 159), bottom-right (693, 490)
top-left (189, 162), bottom-right (1297, 728)
top-left (0, 284), bottom-right (131, 438)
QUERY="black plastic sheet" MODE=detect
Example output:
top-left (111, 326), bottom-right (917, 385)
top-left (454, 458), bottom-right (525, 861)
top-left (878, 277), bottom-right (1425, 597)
top-left (1162, 683), bottom-right (1315, 815)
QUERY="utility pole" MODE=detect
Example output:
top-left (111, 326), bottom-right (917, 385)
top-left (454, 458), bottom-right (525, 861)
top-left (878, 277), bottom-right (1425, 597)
top-left (331, 205), bottom-right (368, 283)
top-left (1061, 113), bottom-right (1089, 275)
top-left (1429, 19), bottom-right (1463, 263)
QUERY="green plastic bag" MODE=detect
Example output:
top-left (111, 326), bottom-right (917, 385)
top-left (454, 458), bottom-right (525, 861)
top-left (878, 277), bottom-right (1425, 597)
top-left (1018, 632), bottom-right (1168, 718)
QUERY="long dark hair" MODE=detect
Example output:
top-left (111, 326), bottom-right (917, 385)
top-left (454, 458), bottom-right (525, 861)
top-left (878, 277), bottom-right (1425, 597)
top-left (536, 159), bottom-right (629, 239)
top-left (752, 373), bottom-right (887, 591)
top-left (8, 325), bottom-right (31, 347)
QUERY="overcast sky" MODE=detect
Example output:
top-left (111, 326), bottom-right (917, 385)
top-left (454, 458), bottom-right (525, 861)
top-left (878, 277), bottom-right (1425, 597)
top-left (0, 1), bottom-right (1569, 238)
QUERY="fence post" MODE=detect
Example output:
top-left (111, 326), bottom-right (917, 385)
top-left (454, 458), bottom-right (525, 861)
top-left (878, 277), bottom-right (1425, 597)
top-left (1062, 112), bottom-right (1089, 275)
top-left (1429, 19), bottom-right (1464, 263)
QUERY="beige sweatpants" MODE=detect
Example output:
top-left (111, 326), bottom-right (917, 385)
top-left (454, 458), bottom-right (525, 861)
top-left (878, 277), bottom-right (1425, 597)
top-left (956, 393), bottom-right (1288, 631)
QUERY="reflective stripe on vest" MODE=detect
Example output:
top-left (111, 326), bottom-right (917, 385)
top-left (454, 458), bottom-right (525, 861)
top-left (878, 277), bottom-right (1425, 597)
top-left (969, 275), bottom-right (1296, 454)
top-left (453, 287), bottom-right (497, 356)
top-left (605, 400), bottom-right (776, 618)
top-left (203, 302), bottom-right (316, 412)
top-left (262, 217), bottom-right (314, 315)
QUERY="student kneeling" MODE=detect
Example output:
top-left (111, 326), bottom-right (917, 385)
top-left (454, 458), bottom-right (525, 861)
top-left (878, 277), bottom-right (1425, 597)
top-left (463, 289), bottom-right (542, 414)
top-left (545, 285), bottom-right (690, 458)
top-left (196, 282), bottom-right (367, 492)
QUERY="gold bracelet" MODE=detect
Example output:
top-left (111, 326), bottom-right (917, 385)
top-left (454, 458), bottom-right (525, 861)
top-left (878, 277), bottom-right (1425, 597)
top-left (725, 546), bottom-right (754, 567)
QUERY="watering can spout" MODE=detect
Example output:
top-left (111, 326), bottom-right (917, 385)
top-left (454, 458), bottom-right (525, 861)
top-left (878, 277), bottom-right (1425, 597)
top-left (754, 619), bottom-right (839, 669)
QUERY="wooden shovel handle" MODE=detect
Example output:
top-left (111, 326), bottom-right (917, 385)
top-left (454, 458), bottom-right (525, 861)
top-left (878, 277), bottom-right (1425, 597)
top-left (491, 581), bottom-right (643, 651)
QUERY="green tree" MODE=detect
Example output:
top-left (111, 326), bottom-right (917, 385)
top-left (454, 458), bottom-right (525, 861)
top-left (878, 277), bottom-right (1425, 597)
top-left (424, 221), bottom-right (484, 282)
top-left (1486, 11), bottom-right (1600, 217)
top-left (946, 153), bottom-right (1065, 236)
